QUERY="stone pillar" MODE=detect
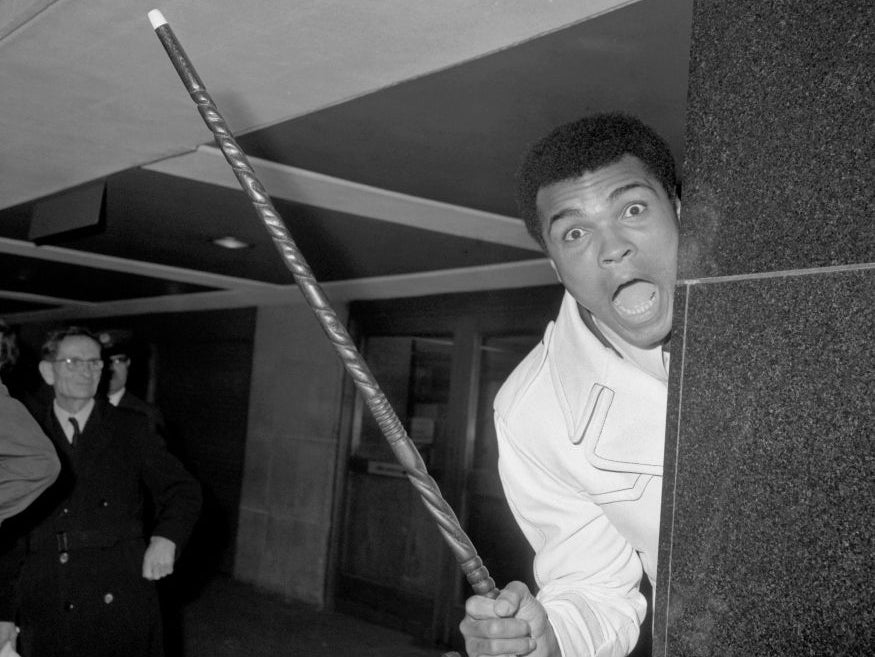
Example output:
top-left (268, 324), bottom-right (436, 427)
top-left (234, 303), bottom-right (347, 604)
top-left (655, 1), bottom-right (873, 655)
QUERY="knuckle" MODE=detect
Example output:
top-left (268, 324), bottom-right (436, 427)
top-left (484, 618), bottom-right (506, 635)
top-left (464, 596), bottom-right (479, 612)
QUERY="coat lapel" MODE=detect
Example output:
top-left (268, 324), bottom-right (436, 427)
top-left (548, 292), bottom-right (665, 476)
top-left (42, 405), bottom-right (74, 460)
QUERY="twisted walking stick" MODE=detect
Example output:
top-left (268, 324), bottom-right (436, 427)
top-left (147, 10), bottom-right (496, 644)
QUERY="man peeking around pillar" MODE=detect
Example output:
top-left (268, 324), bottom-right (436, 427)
top-left (460, 113), bottom-right (679, 657)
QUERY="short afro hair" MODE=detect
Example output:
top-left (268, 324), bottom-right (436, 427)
top-left (516, 113), bottom-right (678, 249)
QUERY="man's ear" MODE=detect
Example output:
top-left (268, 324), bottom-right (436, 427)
top-left (38, 360), bottom-right (55, 386)
top-left (549, 259), bottom-right (563, 284)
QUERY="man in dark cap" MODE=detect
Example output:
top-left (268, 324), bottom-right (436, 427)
top-left (99, 331), bottom-right (165, 437)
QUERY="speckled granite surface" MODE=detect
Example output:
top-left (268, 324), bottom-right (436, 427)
top-left (677, 0), bottom-right (874, 280)
top-left (657, 270), bottom-right (874, 656)
top-left (657, 1), bottom-right (874, 654)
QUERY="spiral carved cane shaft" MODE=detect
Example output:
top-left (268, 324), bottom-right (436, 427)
top-left (151, 15), bottom-right (495, 600)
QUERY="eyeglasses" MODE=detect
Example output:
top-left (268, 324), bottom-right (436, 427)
top-left (52, 358), bottom-right (104, 373)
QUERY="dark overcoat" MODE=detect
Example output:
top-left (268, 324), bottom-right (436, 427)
top-left (0, 399), bottom-right (201, 657)
top-left (115, 390), bottom-right (166, 439)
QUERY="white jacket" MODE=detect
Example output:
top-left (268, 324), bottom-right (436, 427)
top-left (495, 291), bottom-right (666, 657)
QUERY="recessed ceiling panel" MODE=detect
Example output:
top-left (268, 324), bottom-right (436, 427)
top-left (0, 253), bottom-right (218, 305)
top-left (267, 196), bottom-right (541, 282)
top-left (237, 0), bottom-right (692, 217)
top-left (0, 169), bottom-right (540, 285)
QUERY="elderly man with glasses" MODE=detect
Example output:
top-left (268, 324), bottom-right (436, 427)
top-left (0, 326), bottom-right (201, 657)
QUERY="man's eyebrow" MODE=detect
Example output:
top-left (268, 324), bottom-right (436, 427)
top-left (546, 207), bottom-right (584, 229)
top-left (546, 182), bottom-right (658, 229)
top-left (607, 181), bottom-right (658, 202)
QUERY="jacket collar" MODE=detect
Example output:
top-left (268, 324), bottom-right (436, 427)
top-left (52, 397), bottom-right (96, 437)
top-left (546, 291), bottom-right (665, 474)
top-left (546, 292), bottom-right (613, 439)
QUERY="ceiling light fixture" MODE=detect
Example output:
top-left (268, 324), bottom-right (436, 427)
top-left (212, 236), bottom-right (251, 249)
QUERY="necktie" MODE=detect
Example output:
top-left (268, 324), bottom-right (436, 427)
top-left (69, 417), bottom-right (81, 446)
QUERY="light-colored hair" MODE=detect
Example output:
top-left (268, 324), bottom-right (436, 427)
top-left (41, 326), bottom-right (100, 360)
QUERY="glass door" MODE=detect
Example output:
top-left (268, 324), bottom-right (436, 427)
top-left (335, 335), bottom-right (454, 638)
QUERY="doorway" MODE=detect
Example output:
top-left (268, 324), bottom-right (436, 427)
top-left (332, 286), bottom-right (563, 647)
top-left (335, 335), bottom-right (454, 636)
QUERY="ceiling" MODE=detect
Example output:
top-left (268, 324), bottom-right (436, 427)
top-left (0, 0), bottom-right (692, 324)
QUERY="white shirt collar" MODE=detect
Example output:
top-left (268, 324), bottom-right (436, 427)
top-left (53, 398), bottom-right (96, 443)
top-left (108, 387), bottom-right (125, 407)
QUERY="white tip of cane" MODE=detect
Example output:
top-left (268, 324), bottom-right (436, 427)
top-left (148, 9), bottom-right (167, 29)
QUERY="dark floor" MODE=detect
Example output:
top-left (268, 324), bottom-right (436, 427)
top-left (179, 575), bottom-right (451, 657)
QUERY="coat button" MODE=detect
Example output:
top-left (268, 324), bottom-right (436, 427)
top-left (60, 507), bottom-right (70, 517)
top-left (100, 499), bottom-right (109, 508)
top-left (103, 593), bottom-right (114, 604)
top-left (59, 552), bottom-right (69, 564)
top-left (65, 602), bottom-right (75, 611)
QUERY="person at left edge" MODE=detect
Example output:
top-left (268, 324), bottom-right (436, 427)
top-left (0, 320), bottom-right (61, 657)
top-left (0, 320), bottom-right (60, 527)
top-left (0, 326), bottom-right (202, 657)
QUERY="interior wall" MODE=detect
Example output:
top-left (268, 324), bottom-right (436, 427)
top-left (147, 309), bottom-right (256, 586)
top-left (234, 303), bottom-right (347, 605)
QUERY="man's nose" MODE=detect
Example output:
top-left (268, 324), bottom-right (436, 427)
top-left (599, 230), bottom-right (635, 265)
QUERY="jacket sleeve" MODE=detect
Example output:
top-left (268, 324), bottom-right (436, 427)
top-left (0, 386), bottom-right (61, 526)
top-left (495, 412), bottom-right (646, 657)
top-left (136, 423), bottom-right (202, 549)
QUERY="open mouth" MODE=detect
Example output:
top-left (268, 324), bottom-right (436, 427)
top-left (612, 279), bottom-right (658, 317)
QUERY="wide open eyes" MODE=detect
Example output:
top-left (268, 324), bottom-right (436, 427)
top-left (562, 226), bottom-right (588, 242)
top-left (623, 202), bottom-right (647, 219)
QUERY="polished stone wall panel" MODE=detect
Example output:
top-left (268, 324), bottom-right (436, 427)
top-left (678, 0), bottom-right (874, 280)
top-left (659, 1), bottom-right (874, 652)
top-left (656, 269), bottom-right (874, 656)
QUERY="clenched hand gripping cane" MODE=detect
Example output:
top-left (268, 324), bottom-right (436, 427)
top-left (147, 10), bottom-right (495, 654)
